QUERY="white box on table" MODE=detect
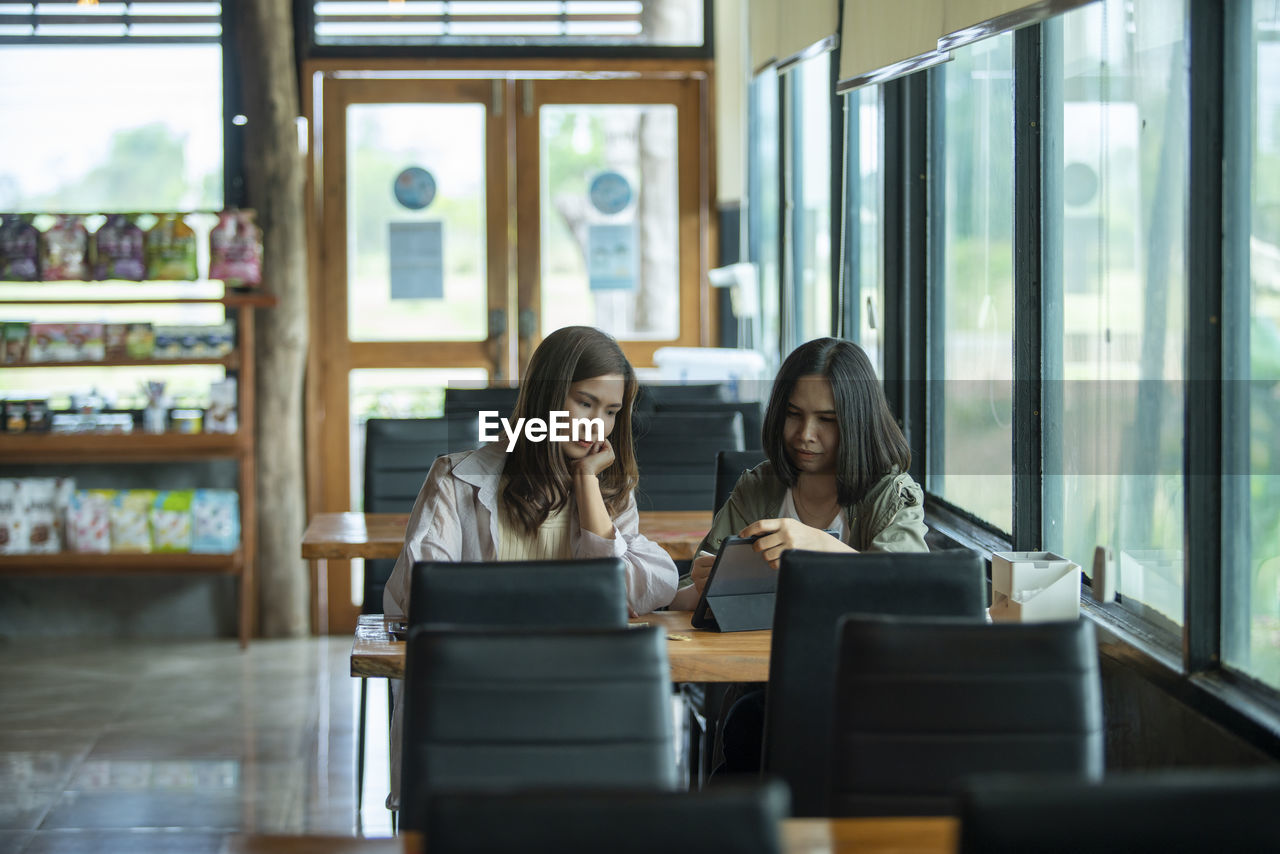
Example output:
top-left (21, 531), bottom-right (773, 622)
top-left (989, 551), bottom-right (1081, 623)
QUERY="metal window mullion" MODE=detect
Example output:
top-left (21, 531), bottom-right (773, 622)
top-left (1184, 0), bottom-right (1226, 673)
top-left (1220, 0), bottom-right (1254, 676)
top-left (782, 72), bottom-right (801, 353)
top-left (1041, 14), bottom-right (1065, 556)
top-left (829, 47), bottom-right (845, 338)
top-left (840, 93), bottom-right (860, 343)
top-left (1012, 25), bottom-right (1044, 551)
top-left (904, 71), bottom-right (930, 486)
top-left (924, 67), bottom-right (944, 493)
top-left (882, 78), bottom-right (906, 423)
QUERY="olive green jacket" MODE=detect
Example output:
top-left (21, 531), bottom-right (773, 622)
top-left (696, 461), bottom-right (929, 556)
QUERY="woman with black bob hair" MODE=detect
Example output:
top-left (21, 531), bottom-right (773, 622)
top-left (671, 337), bottom-right (926, 608)
top-left (382, 325), bottom-right (678, 805)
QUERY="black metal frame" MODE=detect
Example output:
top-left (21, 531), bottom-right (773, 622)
top-left (1012, 25), bottom-right (1043, 552)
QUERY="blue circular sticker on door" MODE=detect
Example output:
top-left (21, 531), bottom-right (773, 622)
top-left (394, 167), bottom-right (437, 210)
top-left (588, 171), bottom-right (633, 215)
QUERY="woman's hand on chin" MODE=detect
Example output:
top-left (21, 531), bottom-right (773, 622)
top-left (573, 439), bottom-right (615, 477)
top-left (738, 517), bottom-right (854, 569)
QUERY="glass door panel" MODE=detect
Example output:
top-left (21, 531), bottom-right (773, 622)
top-left (346, 103), bottom-right (489, 343)
top-left (538, 103), bottom-right (680, 341)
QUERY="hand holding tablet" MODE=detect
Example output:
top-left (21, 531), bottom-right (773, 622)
top-left (690, 536), bottom-right (778, 633)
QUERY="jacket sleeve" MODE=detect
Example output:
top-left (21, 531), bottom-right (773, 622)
top-left (866, 475), bottom-right (930, 553)
top-left (574, 491), bottom-right (679, 616)
top-left (696, 472), bottom-right (763, 556)
top-left (382, 455), bottom-right (464, 620)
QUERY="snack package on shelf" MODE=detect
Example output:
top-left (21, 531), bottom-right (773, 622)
top-left (0, 214), bottom-right (40, 281)
top-left (21, 477), bottom-right (58, 554)
top-left (151, 489), bottom-right (194, 553)
top-left (0, 478), bottom-right (29, 554)
top-left (67, 489), bottom-right (113, 553)
top-left (145, 213), bottom-right (198, 281)
top-left (125, 323), bottom-right (155, 359)
top-left (191, 489), bottom-right (239, 553)
top-left (2, 322), bottom-right (29, 363)
top-left (109, 489), bottom-right (156, 553)
top-left (92, 215), bottom-right (146, 281)
top-left (209, 209), bottom-right (262, 287)
top-left (205, 377), bottom-right (237, 434)
top-left (27, 323), bottom-right (72, 363)
top-left (52, 476), bottom-right (75, 549)
top-left (104, 323), bottom-right (129, 359)
top-left (41, 214), bottom-right (91, 280)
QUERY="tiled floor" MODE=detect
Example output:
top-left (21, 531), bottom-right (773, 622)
top-left (0, 635), bottom-right (395, 853)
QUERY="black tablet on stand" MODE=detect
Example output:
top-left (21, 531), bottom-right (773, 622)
top-left (690, 536), bottom-right (777, 632)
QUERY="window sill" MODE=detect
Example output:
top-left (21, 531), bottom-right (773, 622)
top-left (923, 497), bottom-right (1280, 762)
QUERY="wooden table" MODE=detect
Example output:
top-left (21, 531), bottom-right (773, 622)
top-left (222, 817), bottom-right (959, 853)
top-left (302, 510), bottom-right (712, 634)
top-left (351, 610), bottom-right (771, 683)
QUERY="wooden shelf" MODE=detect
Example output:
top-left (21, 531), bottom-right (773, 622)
top-left (0, 432), bottom-right (244, 462)
top-left (4, 354), bottom-right (239, 370)
top-left (0, 292), bottom-right (276, 308)
top-left (0, 551), bottom-right (243, 576)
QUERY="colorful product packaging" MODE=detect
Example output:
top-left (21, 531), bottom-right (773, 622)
top-left (0, 479), bottom-right (28, 554)
top-left (125, 323), bottom-right (155, 359)
top-left (191, 489), bottom-right (239, 553)
top-left (209, 209), bottom-right (263, 287)
top-left (41, 214), bottom-right (91, 280)
top-left (20, 477), bottom-right (58, 554)
top-left (0, 214), bottom-right (40, 281)
top-left (104, 323), bottom-right (129, 359)
top-left (92, 215), bottom-right (146, 281)
top-left (2, 322), bottom-right (29, 363)
top-left (151, 489), bottom-right (194, 553)
top-left (145, 213), bottom-right (198, 281)
top-left (67, 489), bottom-right (113, 553)
top-left (110, 489), bottom-right (156, 553)
top-left (52, 476), bottom-right (75, 549)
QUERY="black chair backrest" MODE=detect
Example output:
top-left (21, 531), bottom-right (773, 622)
top-left (427, 782), bottom-right (790, 854)
top-left (833, 615), bottom-right (1104, 817)
top-left (635, 382), bottom-right (731, 411)
top-left (361, 416), bottom-right (478, 615)
top-left (407, 559), bottom-right (629, 629)
top-left (657, 400), bottom-right (764, 451)
top-left (443, 386), bottom-right (519, 420)
top-left (399, 625), bottom-right (678, 831)
top-left (763, 549), bottom-right (987, 817)
top-left (714, 449), bottom-right (767, 515)
top-left (633, 411), bottom-right (744, 511)
top-left (960, 770), bottom-right (1280, 853)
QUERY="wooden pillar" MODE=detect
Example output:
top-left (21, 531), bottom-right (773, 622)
top-left (236, 0), bottom-right (311, 637)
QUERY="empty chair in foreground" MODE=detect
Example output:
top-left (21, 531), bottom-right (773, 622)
top-left (831, 615), bottom-right (1104, 816)
top-left (763, 549), bottom-right (987, 816)
top-left (959, 769), bottom-right (1280, 853)
top-left (426, 781), bottom-right (790, 854)
top-left (398, 625), bottom-right (678, 831)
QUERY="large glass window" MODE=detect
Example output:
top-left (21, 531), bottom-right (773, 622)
top-left (846, 85), bottom-right (884, 374)
top-left (748, 68), bottom-right (781, 368)
top-left (928, 32), bottom-right (1015, 533)
top-left (785, 51), bottom-right (833, 343)
top-left (1044, 0), bottom-right (1188, 628)
top-left (1224, 2), bottom-right (1280, 689)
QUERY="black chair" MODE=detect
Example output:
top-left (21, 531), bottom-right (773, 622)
top-left (831, 615), bottom-right (1104, 816)
top-left (633, 411), bottom-right (745, 511)
top-left (635, 382), bottom-right (731, 411)
top-left (407, 559), bottom-right (629, 629)
top-left (443, 385), bottom-right (519, 420)
top-left (399, 625), bottom-right (678, 831)
top-left (357, 414), bottom-right (478, 810)
top-left (426, 781), bottom-right (790, 854)
top-left (762, 549), bottom-right (987, 817)
top-left (657, 400), bottom-right (764, 451)
top-left (714, 449), bottom-right (767, 515)
top-left (959, 770), bottom-right (1280, 852)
